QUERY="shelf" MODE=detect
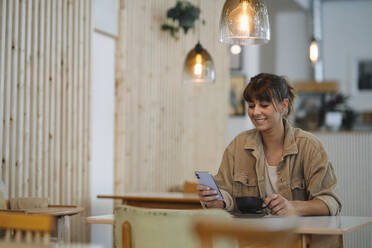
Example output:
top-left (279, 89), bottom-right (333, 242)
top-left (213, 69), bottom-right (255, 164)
top-left (293, 81), bottom-right (339, 93)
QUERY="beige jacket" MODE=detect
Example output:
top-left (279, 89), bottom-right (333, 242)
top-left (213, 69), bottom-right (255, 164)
top-left (215, 120), bottom-right (342, 215)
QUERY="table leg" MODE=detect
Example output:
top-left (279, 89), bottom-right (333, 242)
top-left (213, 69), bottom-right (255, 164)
top-left (339, 235), bottom-right (344, 248)
top-left (63, 215), bottom-right (71, 242)
top-left (57, 215), bottom-right (71, 243)
top-left (57, 216), bottom-right (64, 241)
top-left (301, 234), bottom-right (312, 248)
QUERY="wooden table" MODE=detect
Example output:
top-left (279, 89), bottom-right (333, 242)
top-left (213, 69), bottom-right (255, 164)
top-left (233, 216), bottom-right (372, 247)
top-left (0, 241), bottom-right (101, 248)
top-left (1, 206), bottom-right (84, 243)
top-left (86, 215), bottom-right (372, 247)
top-left (97, 192), bottom-right (202, 209)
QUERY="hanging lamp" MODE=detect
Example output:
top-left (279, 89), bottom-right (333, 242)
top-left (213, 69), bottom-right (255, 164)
top-left (183, 42), bottom-right (216, 84)
top-left (219, 0), bottom-right (270, 45)
top-left (183, 0), bottom-right (215, 84)
top-left (309, 38), bottom-right (319, 64)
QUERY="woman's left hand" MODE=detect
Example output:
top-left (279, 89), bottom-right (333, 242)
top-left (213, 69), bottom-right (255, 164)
top-left (263, 194), bottom-right (294, 216)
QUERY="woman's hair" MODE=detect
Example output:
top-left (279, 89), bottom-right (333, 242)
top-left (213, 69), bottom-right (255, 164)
top-left (243, 73), bottom-right (295, 117)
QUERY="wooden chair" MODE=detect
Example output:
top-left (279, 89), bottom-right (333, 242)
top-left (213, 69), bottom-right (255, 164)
top-left (194, 217), bottom-right (299, 248)
top-left (2, 198), bottom-right (82, 243)
top-left (0, 212), bottom-right (54, 245)
top-left (183, 181), bottom-right (198, 194)
top-left (113, 204), bottom-right (232, 248)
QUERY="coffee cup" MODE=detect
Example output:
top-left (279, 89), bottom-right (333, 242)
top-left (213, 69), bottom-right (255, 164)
top-left (235, 196), bottom-right (265, 214)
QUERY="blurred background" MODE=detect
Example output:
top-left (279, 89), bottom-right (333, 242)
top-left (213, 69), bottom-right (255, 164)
top-left (1, 0), bottom-right (371, 247)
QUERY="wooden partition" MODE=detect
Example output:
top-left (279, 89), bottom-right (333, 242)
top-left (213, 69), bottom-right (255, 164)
top-left (316, 132), bottom-right (372, 247)
top-left (0, 0), bottom-right (92, 242)
top-left (114, 0), bottom-right (229, 194)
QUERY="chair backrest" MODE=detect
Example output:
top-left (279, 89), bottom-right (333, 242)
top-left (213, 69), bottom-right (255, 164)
top-left (194, 216), bottom-right (298, 248)
top-left (113, 205), bottom-right (232, 248)
top-left (182, 181), bottom-right (198, 194)
top-left (0, 192), bottom-right (6, 210)
top-left (0, 212), bottom-right (54, 245)
top-left (9, 197), bottom-right (49, 210)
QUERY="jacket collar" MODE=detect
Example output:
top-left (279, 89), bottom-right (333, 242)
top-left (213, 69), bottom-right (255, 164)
top-left (244, 119), bottom-right (298, 158)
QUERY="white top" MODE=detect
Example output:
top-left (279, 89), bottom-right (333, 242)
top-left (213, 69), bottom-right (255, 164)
top-left (264, 159), bottom-right (278, 197)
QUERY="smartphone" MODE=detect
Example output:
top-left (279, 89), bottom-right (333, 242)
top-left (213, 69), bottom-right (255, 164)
top-left (194, 171), bottom-right (223, 201)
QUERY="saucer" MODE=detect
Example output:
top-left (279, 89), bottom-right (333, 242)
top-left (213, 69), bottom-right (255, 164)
top-left (231, 212), bottom-right (265, 218)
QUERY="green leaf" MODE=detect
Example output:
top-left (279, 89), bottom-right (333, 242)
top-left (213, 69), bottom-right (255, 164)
top-left (161, 0), bottom-right (201, 39)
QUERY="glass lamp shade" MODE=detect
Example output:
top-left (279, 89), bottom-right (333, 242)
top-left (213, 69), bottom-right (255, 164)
top-left (219, 0), bottom-right (270, 45)
top-left (183, 42), bottom-right (216, 84)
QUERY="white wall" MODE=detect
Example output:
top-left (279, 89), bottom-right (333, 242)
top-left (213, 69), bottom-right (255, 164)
top-left (90, 0), bottom-right (118, 247)
top-left (94, 0), bottom-right (118, 36)
top-left (90, 32), bottom-right (115, 248)
top-left (322, 1), bottom-right (372, 112)
top-left (275, 11), bottom-right (311, 82)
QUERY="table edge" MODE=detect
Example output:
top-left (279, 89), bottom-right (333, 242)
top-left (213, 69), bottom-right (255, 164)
top-left (97, 194), bottom-right (200, 203)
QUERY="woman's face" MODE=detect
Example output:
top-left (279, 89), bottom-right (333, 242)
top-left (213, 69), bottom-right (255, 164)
top-left (247, 99), bottom-right (286, 132)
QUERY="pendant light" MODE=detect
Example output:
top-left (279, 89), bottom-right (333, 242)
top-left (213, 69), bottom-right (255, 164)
top-left (219, 0), bottom-right (270, 45)
top-left (309, 38), bottom-right (319, 64)
top-left (183, 1), bottom-right (215, 84)
top-left (310, 0), bottom-right (324, 82)
top-left (183, 42), bottom-right (215, 84)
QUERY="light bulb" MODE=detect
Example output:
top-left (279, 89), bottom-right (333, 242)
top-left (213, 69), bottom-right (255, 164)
top-left (309, 39), bottom-right (319, 64)
top-left (230, 44), bottom-right (242, 55)
top-left (194, 54), bottom-right (203, 75)
top-left (239, 2), bottom-right (249, 31)
top-left (227, 0), bottom-right (255, 38)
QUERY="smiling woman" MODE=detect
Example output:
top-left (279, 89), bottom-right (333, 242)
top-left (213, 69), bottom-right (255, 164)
top-left (197, 73), bottom-right (342, 219)
top-left (243, 73), bottom-right (294, 133)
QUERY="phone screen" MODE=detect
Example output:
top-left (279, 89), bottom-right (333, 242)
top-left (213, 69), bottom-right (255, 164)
top-left (195, 171), bottom-right (223, 200)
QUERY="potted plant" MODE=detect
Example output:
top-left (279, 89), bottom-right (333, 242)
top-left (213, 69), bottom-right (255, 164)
top-left (161, 0), bottom-right (204, 40)
top-left (325, 94), bottom-right (356, 131)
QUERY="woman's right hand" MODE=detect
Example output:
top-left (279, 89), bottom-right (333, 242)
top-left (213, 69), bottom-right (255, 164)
top-left (196, 184), bottom-right (225, 209)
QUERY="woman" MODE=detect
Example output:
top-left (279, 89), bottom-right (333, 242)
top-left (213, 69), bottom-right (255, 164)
top-left (197, 73), bottom-right (341, 216)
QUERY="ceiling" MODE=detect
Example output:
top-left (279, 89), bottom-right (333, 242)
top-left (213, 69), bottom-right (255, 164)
top-left (266, 0), bottom-right (372, 12)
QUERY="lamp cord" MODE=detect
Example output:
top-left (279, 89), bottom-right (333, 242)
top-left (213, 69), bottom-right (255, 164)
top-left (198, 0), bottom-right (201, 42)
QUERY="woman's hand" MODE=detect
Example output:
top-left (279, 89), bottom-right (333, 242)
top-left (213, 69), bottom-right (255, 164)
top-left (197, 184), bottom-right (224, 209)
top-left (263, 194), bottom-right (294, 216)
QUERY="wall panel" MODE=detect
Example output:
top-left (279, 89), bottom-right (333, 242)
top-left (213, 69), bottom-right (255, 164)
top-left (0, 0), bottom-right (92, 242)
top-left (115, 0), bottom-right (229, 194)
top-left (316, 132), bottom-right (372, 248)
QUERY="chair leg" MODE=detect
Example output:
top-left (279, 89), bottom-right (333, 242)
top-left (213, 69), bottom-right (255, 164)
top-left (338, 235), bottom-right (344, 248)
top-left (122, 221), bottom-right (131, 248)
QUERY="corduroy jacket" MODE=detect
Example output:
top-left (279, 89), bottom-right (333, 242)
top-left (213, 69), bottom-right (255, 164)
top-left (214, 120), bottom-right (342, 215)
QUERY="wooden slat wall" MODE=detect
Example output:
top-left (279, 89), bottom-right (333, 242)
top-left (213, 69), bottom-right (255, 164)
top-left (315, 132), bottom-right (372, 248)
top-left (115, 0), bottom-right (229, 194)
top-left (0, 0), bottom-right (92, 242)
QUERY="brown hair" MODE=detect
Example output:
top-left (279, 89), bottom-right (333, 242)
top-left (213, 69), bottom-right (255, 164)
top-left (243, 73), bottom-right (295, 117)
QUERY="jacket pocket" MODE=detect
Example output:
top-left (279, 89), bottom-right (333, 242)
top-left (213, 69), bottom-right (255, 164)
top-left (290, 178), bottom-right (307, 201)
top-left (232, 174), bottom-right (259, 197)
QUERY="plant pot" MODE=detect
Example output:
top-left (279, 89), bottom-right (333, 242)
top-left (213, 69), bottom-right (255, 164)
top-left (325, 111), bottom-right (343, 131)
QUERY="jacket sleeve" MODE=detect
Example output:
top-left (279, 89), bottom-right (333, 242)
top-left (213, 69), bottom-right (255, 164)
top-left (214, 143), bottom-right (236, 212)
top-left (304, 140), bottom-right (342, 216)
